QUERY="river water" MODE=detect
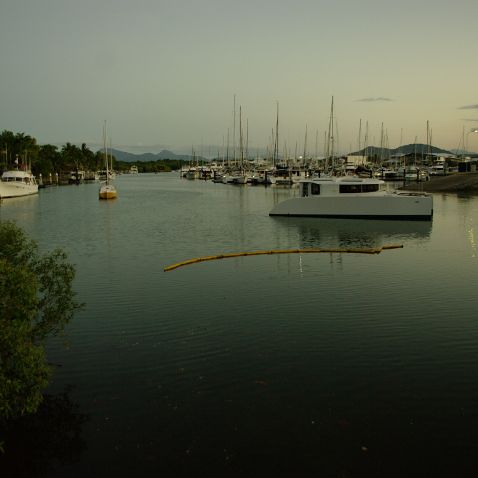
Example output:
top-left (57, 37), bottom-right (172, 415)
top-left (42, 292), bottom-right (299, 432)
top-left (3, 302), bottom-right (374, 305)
top-left (1, 173), bottom-right (478, 477)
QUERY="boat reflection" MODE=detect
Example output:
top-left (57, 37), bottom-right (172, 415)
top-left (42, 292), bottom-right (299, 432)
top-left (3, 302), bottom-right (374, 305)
top-left (0, 193), bottom-right (38, 206)
top-left (272, 217), bottom-right (433, 249)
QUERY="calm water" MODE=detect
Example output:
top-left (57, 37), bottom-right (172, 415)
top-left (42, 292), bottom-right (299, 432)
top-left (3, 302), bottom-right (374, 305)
top-left (1, 173), bottom-right (478, 477)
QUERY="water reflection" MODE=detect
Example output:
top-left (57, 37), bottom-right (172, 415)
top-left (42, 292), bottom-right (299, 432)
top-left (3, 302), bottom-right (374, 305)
top-left (456, 192), bottom-right (478, 199)
top-left (0, 387), bottom-right (87, 478)
top-left (0, 194), bottom-right (39, 225)
top-left (0, 194), bottom-right (39, 207)
top-left (272, 217), bottom-right (433, 249)
top-left (465, 217), bottom-right (477, 258)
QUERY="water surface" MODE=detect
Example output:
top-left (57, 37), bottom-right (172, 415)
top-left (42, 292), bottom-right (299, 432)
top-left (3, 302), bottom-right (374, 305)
top-left (1, 173), bottom-right (478, 477)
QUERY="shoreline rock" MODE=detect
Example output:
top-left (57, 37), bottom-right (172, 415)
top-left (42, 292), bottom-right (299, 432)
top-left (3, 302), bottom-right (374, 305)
top-left (398, 173), bottom-right (478, 193)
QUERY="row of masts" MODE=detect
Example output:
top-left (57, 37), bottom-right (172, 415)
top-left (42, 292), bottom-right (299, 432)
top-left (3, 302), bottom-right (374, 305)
top-left (198, 96), bottom-right (440, 169)
top-left (218, 95), bottom-right (444, 165)
top-left (182, 96), bottom-right (460, 185)
top-left (207, 96), bottom-right (337, 169)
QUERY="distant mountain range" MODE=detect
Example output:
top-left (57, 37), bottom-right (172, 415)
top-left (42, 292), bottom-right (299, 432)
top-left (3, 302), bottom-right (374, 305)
top-left (110, 143), bottom-right (476, 162)
top-left (350, 143), bottom-right (453, 156)
top-left (109, 148), bottom-right (204, 163)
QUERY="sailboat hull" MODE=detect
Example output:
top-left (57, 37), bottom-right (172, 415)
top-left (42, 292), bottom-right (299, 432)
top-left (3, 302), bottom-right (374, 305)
top-left (99, 183), bottom-right (117, 200)
top-left (99, 192), bottom-right (117, 200)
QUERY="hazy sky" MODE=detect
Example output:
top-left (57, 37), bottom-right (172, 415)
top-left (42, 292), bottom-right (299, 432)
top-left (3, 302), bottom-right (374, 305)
top-left (1, 0), bottom-right (478, 155)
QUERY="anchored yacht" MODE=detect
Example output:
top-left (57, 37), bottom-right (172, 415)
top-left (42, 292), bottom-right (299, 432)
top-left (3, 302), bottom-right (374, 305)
top-left (0, 169), bottom-right (38, 198)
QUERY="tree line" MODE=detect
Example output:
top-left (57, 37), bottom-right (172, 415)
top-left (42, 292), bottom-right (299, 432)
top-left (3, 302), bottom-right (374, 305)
top-left (116, 159), bottom-right (183, 173)
top-left (0, 130), bottom-right (183, 177)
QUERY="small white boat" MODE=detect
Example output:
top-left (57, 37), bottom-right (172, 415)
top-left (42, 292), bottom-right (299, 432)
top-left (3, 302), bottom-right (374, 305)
top-left (400, 166), bottom-right (429, 182)
top-left (185, 168), bottom-right (199, 180)
top-left (429, 163), bottom-right (446, 176)
top-left (231, 173), bottom-right (248, 184)
top-left (0, 169), bottom-right (38, 198)
top-left (269, 175), bottom-right (433, 220)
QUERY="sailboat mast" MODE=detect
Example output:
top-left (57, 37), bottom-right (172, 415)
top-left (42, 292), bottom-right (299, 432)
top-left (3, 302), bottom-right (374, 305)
top-left (379, 122), bottom-right (384, 166)
top-left (226, 128), bottom-right (230, 166)
top-left (364, 121), bottom-right (369, 163)
top-left (323, 131), bottom-right (327, 160)
top-left (239, 105), bottom-right (243, 168)
top-left (233, 94), bottom-right (236, 165)
top-left (274, 101), bottom-right (279, 167)
top-left (326, 96), bottom-right (335, 169)
top-left (426, 120), bottom-right (430, 160)
top-left (315, 129), bottom-right (318, 162)
top-left (246, 118), bottom-right (249, 162)
top-left (303, 124), bottom-right (308, 167)
top-left (357, 119), bottom-right (362, 153)
top-left (109, 137), bottom-right (113, 177)
top-left (103, 121), bottom-right (109, 184)
top-left (414, 136), bottom-right (417, 164)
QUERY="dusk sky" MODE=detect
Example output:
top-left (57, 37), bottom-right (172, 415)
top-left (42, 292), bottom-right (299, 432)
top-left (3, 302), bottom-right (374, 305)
top-left (1, 0), bottom-right (478, 155)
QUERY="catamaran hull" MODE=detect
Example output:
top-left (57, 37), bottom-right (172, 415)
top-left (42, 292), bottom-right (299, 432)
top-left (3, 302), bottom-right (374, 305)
top-left (269, 194), bottom-right (433, 220)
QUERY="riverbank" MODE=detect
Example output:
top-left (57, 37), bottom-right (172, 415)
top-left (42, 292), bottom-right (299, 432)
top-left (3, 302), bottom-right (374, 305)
top-left (400, 172), bottom-right (478, 193)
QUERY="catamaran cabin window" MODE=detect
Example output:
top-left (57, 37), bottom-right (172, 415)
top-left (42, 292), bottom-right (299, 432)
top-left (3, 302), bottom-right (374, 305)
top-left (339, 184), bottom-right (361, 193)
top-left (302, 184), bottom-right (309, 197)
top-left (339, 184), bottom-right (379, 193)
top-left (311, 183), bottom-right (320, 195)
top-left (361, 184), bottom-right (379, 192)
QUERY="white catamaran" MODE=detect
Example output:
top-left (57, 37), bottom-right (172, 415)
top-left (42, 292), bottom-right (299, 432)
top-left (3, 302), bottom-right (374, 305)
top-left (269, 175), bottom-right (433, 220)
top-left (270, 97), bottom-right (433, 220)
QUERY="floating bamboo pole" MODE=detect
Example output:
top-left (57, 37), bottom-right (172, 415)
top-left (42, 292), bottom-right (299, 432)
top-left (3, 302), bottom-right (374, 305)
top-left (164, 245), bottom-right (403, 272)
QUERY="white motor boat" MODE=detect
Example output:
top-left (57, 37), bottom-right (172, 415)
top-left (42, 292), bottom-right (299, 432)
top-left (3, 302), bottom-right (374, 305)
top-left (269, 175), bottom-right (433, 220)
top-left (0, 169), bottom-right (38, 198)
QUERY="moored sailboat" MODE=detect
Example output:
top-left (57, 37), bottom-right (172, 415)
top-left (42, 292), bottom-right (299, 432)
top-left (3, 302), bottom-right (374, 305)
top-left (99, 122), bottom-right (117, 200)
